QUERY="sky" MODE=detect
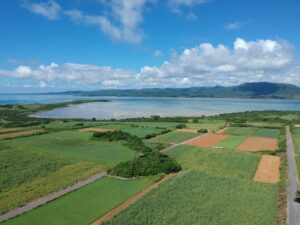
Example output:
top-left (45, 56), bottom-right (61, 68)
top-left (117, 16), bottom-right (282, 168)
top-left (0, 0), bottom-right (300, 93)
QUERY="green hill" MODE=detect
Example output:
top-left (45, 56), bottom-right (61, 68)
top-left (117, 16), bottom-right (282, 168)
top-left (52, 82), bottom-right (300, 99)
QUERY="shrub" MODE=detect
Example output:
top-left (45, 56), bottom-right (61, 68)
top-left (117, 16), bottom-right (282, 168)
top-left (108, 152), bottom-right (181, 178)
top-left (198, 129), bottom-right (208, 134)
top-left (176, 124), bottom-right (186, 129)
top-left (93, 131), bottom-right (152, 154)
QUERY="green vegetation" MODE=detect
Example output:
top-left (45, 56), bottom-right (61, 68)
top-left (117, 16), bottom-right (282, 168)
top-left (104, 145), bottom-right (277, 225)
top-left (254, 128), bottom-right (280, 138)
top-left (215, 135), bottom-right (246, 149)
top-left (2, 177), bottom-right (153, 225)
top-left (0, 140), bottom-right (103, 214)
top-left (7, 131), bottom-right (135, 164)
top-left (224, 127), bottom-right (279, 138)
top-left (62, 82), bottom-right (300, 99)
top-left (167, 145), bottom-right (260, 178)
top-left (109, 152), bottom-right (181, 177)
top-left (93, 131), bottom-right (181, 177)
top-left (120, 127), bottom-right (165, 138)
top-left (152, 131), bottom-right (199, 144)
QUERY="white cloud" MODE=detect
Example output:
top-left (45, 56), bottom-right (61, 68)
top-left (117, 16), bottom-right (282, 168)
top-left (186, 12), bottom-right (198, 21)
top-left (65, 0), bottom-right (156, 43)
top-left (225, 22), bottom-right (243, 30)
top-left (0, 38), bottom-right (299, 89)
top-left (39, 81), bottom-right (47, 88)
top-left (154, 50), bottom-right (163, 57)
top-left (168, 0), bottom-right (210, 13)
top-left (23, 0), bottom-right (61, 20)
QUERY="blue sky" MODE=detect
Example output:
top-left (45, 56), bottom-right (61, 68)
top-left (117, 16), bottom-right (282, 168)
top-left (0, 0), bottom-right (300, 92)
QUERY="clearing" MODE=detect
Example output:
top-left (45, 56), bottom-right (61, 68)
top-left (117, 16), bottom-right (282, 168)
top-left (0, 129), bottom-right (44, 139)
top-left (253, 155), bottom-right (281, 184)
top-left (186, 133), bottom-right (228, 148)
top-left (236, 136), bottom-right (278, 152)
top-left (175, 128), bottom-right (198, 133)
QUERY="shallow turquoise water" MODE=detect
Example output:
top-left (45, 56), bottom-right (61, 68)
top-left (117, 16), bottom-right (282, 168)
top-left (1, 94), bottom-right (300, 119)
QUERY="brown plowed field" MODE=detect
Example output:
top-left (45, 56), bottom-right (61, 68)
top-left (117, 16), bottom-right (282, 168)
top-left (176, 128), bottom-right (198, 133)
top-left (236, 136), bottom-right (278, 152)
top-left (79, 128), bottom-right (114, 133)
top-left (91, 174), bottom-right (175, 225)
top-left (185, 133), bottom-right (229, 148)
top-left (0, 129), bottom-right (44, 139)
top-left (253, 155), bottom-right (280, 184)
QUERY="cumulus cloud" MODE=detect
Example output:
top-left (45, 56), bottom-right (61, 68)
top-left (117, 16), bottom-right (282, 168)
top-left (0, 38), bottom-right (298, 89)
top-left (23, 0), bottom-right (61, 20)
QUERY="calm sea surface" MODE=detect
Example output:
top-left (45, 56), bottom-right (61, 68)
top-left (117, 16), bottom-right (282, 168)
top-left (1, 94), bottom-right (300, 119)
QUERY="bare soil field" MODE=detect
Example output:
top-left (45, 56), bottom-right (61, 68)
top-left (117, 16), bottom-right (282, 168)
top-left (236, 137), bottom-right (278, 152)
top-left (175, 128), bottom-right (198, 133)
top-left (79, 128), bottom-right (115, 133)
top-left (253, 155), bottom-right (280, 184)
top-left (186, 133), bottom-right (229, 148)
top-left (91, 174), bottom-right (175, 225)
top-left (0, 130), bottom-right (44, 139)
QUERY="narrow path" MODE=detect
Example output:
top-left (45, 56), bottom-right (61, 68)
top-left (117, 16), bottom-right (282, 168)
top-left (286, 126), bottom-right (300, 225)
top-left (0, 171), bottom-right (107, 223)
top-left (161, 133), bottom-right (209, 153)
top-left (90, 173), bottom-right (176, 225)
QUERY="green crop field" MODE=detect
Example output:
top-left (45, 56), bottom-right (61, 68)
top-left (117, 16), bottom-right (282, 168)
top-left (104, 145), bottom-right (277, 225)
top-left (103, 172), bottom-right (277, 225)
top-left (121, 127), bottom-right (164, 138)
top-left (0, 142), bottom-right (102, 214)
top-left (152, 131), bottom-right (199, 144)
top-left (225, 127), bottom-right (279, 138)
top-left (215, 135), bottom-right (246, 149)
top-left (2, 177), bottom-right (154, 225)
top-left (5, 131), bottom-right (135, 164)
top-left (187, 119), bottom-right (226, 130)
top-left (254, 128), bottom-right (280, 138)
top-left (293, 128), bottom-right (300, 154)
top-left (167, 145), bottom-right (260, 178)
top-left (224, 127), bottom-right (258, 136)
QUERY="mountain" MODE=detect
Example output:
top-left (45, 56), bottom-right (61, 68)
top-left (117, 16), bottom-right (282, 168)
top-left (51, 82), bottom-right (300, 99)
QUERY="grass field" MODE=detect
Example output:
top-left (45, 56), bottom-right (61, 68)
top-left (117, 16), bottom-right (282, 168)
top-left (215, 135), bottom-right (246, 149)
top-left (292, 128), bottom-right (300, 179)
top-left (225, 127), bottom-right (279, 138)
top-left (120, 127), bottom-right (164, 138)
top-left (152, 131), bottom-right (199, 144)
top-left (5, 131), bottom-right (135, 164)
top-left (2, 177), bottom-right (154, 225)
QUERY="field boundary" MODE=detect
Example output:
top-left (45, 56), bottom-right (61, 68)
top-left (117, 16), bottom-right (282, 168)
top-left (90, 173), bottom-right (176, 225)
top-left (160, 133), bottom-right (208, 153)
top-left (0, 172), bottom-right (107, 223)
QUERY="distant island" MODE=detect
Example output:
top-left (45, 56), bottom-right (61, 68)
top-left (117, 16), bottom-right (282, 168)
top-left (46, 82), bottom-right (300, 100)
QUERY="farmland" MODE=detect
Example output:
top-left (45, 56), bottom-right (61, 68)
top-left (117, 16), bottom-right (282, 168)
top-left (0, 104), bottom-right (293, 225)
top-left (2, 177), bottom-right (154, 225)
top-left (103, 145), bottom-right (278, 225)
top-left (151, 131), bottom-right (199, 144)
